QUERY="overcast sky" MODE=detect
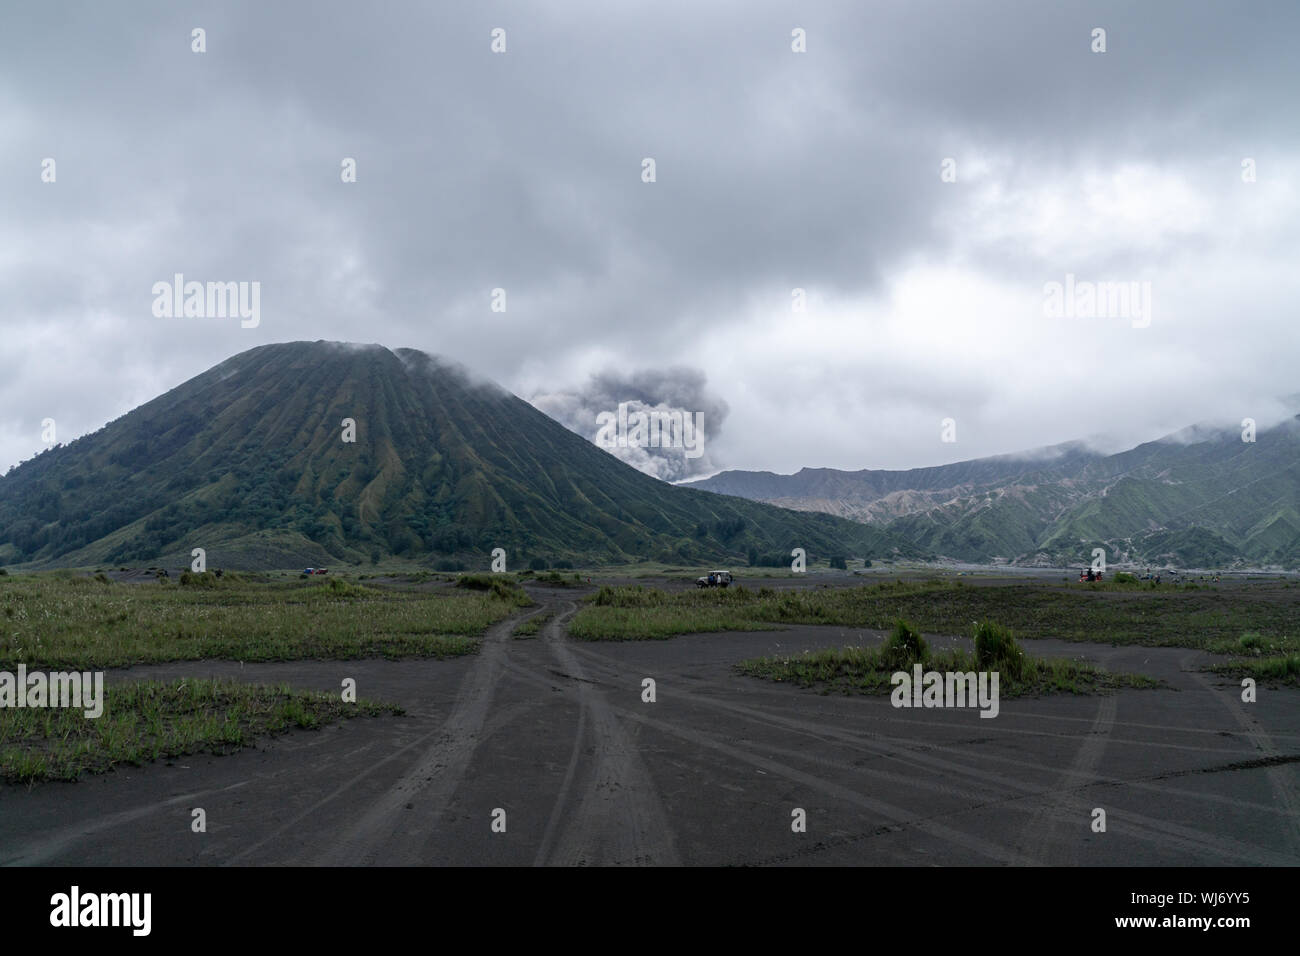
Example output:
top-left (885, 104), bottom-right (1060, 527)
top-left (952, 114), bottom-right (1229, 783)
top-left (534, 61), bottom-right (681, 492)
top-left (2, 0), bottom-right (1297, 480)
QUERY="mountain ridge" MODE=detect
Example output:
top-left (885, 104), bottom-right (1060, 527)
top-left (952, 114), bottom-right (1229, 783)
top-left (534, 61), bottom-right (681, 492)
top-left (0, 341), bottom-right (918, 570)
top-left (685, 415), bottom-right (1300, 569)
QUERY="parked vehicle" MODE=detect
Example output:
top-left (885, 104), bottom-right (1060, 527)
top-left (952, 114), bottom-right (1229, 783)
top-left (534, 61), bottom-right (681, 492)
top-left (696, 570), bottom-right (733, 588)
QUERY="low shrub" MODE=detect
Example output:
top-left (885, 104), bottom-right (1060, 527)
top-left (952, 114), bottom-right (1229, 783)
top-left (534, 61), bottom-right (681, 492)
top-left (974, 620), bottom-right (1025, 680)
top-left (881, 618), bottom-right (930, 669)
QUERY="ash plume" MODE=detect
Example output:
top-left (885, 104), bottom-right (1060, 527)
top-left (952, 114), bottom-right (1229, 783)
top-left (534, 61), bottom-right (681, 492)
top-left (531, 368), bottom-right (729, 482)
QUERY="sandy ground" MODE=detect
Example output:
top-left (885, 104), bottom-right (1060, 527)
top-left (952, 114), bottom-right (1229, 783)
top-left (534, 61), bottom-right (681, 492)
top-left (2, 580), bottom-right (1297, 866)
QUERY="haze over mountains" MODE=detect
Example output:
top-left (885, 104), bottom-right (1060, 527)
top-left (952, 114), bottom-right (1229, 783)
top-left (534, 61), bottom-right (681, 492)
top-left (686, 415), bottom-right (1300, 569)
top-left (0, 342), bottom-right (914, 570)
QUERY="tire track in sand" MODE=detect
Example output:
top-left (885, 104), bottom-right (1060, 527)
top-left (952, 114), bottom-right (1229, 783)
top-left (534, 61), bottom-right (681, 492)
top-left (536, 601), bottom-right (680, 866)
top-left (311, 609), bottom-right (524, 865)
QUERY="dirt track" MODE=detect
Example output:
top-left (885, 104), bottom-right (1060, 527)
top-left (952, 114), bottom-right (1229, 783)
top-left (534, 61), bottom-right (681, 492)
top-left (2, 582), bottom-right (1298, 866)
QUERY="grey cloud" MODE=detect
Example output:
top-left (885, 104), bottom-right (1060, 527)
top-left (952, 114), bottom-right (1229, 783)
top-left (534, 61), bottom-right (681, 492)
top-left (1, 0), bottom-right (1297, 475)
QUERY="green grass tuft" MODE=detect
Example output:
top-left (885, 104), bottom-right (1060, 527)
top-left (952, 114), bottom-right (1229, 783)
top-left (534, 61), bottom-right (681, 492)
top-left (0, 574), bottom-right (514, 669)
top-left (512, 609), bottom-right (554, 638)
top-left (740, 626), bottom-right (1159, 698)
top-left (0, 678), bottom-right (403, 784)
top-left (1208, 653), bottom-right (1300, 686)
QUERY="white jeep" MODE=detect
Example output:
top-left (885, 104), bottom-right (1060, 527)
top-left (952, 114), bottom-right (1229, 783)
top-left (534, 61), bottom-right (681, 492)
top-left (696, 570), bottom-right (733, 588)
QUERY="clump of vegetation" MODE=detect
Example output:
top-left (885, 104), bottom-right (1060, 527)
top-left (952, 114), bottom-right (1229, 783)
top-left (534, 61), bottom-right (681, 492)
top-left (1205, 630), bottom-right (1297, 657)
top-left (1209, 654), bottom-right (1300, 686)
top-left (58, 574), bottom-right (104, 588)
top-left (457, 573), bottom-right (531, 606)
top-left (456, 573), bottom-right (500, 590)
top-left (590, 584), bottom-right (671, 607)
top-left (491, 577), bottom-right (523, 602)
top-left (0, 678), bottom-right (403, 784)
top-left (879, 618), bottom-right (930, 669)
top-left (530, 570), bottom-right (580, 587)
top-left (179, 570), bottom-right (222, 587)
top-left (1239, 632), bottom-right (1265, 653)
top-left (974, 620), bottom-right (1025, 680)
top-left (1112, 572), bottom-right (1139, 585)
top-left (513, 610), bottom-right (554, 638)
top-left (739, 618), bottom-right (1158, 698)
top-left (299, 576), bottom-right (374, 600)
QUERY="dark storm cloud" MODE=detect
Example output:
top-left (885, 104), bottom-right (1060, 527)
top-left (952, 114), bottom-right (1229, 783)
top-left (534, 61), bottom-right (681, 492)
top-left (1, 0), bottom-right (1297, 475)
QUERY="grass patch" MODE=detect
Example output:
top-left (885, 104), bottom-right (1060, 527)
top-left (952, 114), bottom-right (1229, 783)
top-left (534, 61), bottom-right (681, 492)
top-left (522, 570), bottom-right (582, 587)
top-left (569, 579), bottom-right (1297, 651)
top-left (739, 619), bottom-right (1160, 697)
top-left (456, 573), bottom-right (534, 604)
top-left (1208, 654), bottom-right (1300, 686)
top-left (1204, 631), bottom-right (1299, 657)
top-left (178, 570), bottom-right (245, 588)
top-left (0, 677), bottom-right (402, 784)
top-left (568, 583), bottom-right (783, 641)
top-left (512, 609), bottom-right (554, 638)
top-left (0, 573), bottom-right (528, 669)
